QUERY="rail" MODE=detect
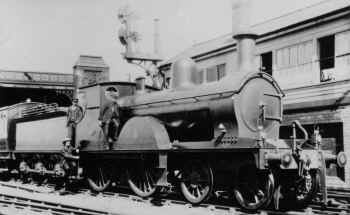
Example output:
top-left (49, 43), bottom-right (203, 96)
top-left (0, 188), bottom-right (107, 215)
top-left (0, 180), bottom-right (348, 215)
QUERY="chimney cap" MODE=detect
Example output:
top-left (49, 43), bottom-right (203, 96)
top-left (233, 33), bottom-right (258, 40)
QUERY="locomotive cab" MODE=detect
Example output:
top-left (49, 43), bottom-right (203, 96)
top-left (76, 81), bottom-right (158, 151)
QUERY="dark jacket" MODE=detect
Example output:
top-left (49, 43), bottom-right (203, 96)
top-left (67, 104), bottom-right (83, 125)
top-left (61, 145), bottom-right (79, 160)
top-left (98, 101), bottom-right (120, 123)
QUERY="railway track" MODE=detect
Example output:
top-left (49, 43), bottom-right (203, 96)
top-left (0, 193), bottom-right (108, 215)
top-left (0, 180), bottom-right (348, 215)
top-left (0, 181), bottom-right (109, 215)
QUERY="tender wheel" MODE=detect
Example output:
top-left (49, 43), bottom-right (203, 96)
top-left (33, 162), bottom-right (47, 185)
top-left (87, 164), bottom-right (111, 192)
top-left (293, 170), bottom-right (320, 207)
top-left (179, 161), bottom-right (213, 205)
top-left (127, 167), bottom-right (158, 198)
top-left (52, 163), bottom-right (66, 188)
top-left (234, 168), bottom-right (274, 211)
top-left (54, 163), bottom-right (66, 178)
top-left (18, 161), bottom-right (30, 183)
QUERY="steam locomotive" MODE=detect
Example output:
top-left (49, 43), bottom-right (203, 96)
top-left (0, 34), bottom-right (347, 211)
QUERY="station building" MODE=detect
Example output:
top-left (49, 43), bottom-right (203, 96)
top-left (0, 70), bottom-right (73, 107)
top-left (159, 0), bottom-right (350, 183)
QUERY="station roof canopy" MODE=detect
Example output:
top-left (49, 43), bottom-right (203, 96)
top-left (160, 0), bottom-right (350, 67)
top-left (0, 70), bottom-right (73, 90)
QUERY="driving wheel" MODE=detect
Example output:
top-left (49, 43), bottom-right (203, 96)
top-left (179, 161), bottom-right (214, 205)
top-left (127, 167), bottom-right (158, 197)
top-left (234, 168), bottom-right (274, 211)
top-left (87, 164), bottom-right (111, 192)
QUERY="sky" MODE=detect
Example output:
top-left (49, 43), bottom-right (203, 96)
top-left (0, 0), bottom-right (325, 81)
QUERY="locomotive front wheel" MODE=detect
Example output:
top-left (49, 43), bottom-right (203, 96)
top-left (293, 170), bottom-right (320, 207)
top-left (87, 164), bottom-right (111, 192)
top-left (179, 161), bottom-right (214, 205)
top-left (127, 167), bottom-right (158, 198)
top-left (234, 169), bottom-right (274, 210)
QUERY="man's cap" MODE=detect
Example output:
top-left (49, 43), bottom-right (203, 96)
top-left (105, 87), bottom-right (119, 101)
top-left (62, 137), bottom-right (71, 143)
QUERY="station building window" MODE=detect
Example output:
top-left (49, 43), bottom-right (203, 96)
top-left (206, 66), bottom-right (217, 82)
top-left (260, 51), bottom-right (273, 75)
top-left (318, 35), bottom-right (335, 82)
top-left (193, 69), bottom-right (205, 84)
top-left (336, 31), bottom-right (350, 66)
top-left (276, 41), bottom-right (313, 70)
top-left (206, 64), bottom-right (226, 83)
top-left (217, 64), bottom-right (226, 80)
top-left (319, 35), bottom-right (335, 70)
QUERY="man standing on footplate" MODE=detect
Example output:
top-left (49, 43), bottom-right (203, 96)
top-left (98, 87), bottom-right (121, 150)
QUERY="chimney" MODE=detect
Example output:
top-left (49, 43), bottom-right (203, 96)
top-left (153, 18), bottom-right (161, 56)
top-left (232, 0), bottom-right (257, 73)
top-left (135, 76), bottom-right (146, 93)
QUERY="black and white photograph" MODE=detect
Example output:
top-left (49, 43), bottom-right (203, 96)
top-left (0, 0), bottom-right (349, 214)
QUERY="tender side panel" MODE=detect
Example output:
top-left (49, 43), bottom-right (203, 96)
top-left (15, 116), bottom-right (67, 152)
